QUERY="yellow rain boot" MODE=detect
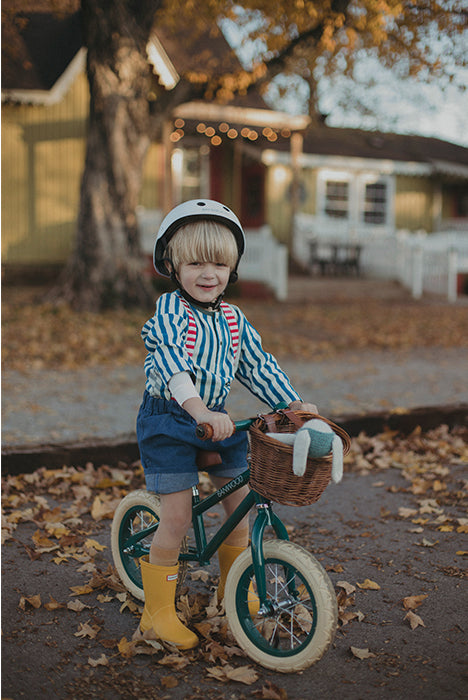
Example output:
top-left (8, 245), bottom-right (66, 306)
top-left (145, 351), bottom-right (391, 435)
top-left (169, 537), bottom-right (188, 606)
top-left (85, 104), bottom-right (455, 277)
top-left (134, 556), bottom-right (198, 649)
top-left (217, 542), bottom-right (259, 616)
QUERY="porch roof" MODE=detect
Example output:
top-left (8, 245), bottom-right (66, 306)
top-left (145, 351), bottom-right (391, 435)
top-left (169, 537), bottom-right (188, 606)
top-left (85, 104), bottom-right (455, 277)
top-left (259, 125), bottom-right (468, 176)
top-left (1, 3), bottom-right (83, 105)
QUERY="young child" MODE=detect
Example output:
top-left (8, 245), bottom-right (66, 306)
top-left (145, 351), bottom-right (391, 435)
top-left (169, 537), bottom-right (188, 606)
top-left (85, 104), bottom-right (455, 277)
top-left (135, 199), bottom-right (318, 649)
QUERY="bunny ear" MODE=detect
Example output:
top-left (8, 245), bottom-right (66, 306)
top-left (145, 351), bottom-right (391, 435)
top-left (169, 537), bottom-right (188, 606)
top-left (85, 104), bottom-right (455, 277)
top-left (293, 430), bottom-right (310, 477)
top-left (266, 432), bottom-right (296, 446)
top-left (331, 435), bottom-right (343, 484)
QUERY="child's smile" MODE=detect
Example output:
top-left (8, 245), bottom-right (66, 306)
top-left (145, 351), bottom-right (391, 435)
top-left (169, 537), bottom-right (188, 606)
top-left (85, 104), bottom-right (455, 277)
top-left (178, 262), bottom-right (231, 304)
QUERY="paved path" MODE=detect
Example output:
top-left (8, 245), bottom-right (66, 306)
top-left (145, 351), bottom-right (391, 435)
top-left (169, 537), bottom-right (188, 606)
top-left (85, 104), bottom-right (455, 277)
top-left (2, 347), bottom-right (467, 447)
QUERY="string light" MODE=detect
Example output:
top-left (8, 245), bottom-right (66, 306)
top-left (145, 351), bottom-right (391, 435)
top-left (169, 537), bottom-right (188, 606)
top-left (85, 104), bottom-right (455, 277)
top-left (170, 129), bottom-right (184, 142)
top-left (173, 120), bottom-right (296, 145)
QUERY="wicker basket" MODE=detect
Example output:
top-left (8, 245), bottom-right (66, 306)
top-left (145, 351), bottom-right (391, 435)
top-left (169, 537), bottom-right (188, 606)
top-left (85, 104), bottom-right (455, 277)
top-left (248, 410), bottom-right (351, 506)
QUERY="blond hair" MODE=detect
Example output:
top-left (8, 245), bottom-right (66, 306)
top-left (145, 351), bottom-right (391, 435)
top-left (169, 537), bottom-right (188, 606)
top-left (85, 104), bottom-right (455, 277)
top-left (165, 220), bottom-right (238, 272)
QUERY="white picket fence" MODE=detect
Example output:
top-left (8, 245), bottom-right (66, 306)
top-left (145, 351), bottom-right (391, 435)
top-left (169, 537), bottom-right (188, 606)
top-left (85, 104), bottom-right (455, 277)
top-left (137, 208), bottom-right (288, 300)
top-left (294, 213), bottom-right (468, 301)
top-left (361, 231), bottom-right (468, 301)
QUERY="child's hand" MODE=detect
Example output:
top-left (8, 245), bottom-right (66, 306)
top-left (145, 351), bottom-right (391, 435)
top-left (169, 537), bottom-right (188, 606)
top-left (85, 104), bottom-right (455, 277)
top-left (183, 397), bottom-right (234, 441)
top-left (203, 411), bottom-right (235, 442)
top-left (288, 400), bottom-right (319, 414)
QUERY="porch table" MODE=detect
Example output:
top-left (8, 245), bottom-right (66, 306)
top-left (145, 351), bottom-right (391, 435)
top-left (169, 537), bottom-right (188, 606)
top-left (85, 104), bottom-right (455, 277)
top-left (308, 240), bottom-right (362, 276)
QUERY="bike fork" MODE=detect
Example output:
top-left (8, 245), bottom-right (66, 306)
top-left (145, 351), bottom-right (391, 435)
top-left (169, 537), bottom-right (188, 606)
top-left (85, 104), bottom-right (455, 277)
top-left (250, 501), bottom-right (289, 607)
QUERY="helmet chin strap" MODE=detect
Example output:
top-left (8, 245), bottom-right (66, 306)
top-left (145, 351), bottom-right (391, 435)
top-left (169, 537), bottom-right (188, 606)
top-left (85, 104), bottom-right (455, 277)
top-left (179, 287), bottom-right (225, 311)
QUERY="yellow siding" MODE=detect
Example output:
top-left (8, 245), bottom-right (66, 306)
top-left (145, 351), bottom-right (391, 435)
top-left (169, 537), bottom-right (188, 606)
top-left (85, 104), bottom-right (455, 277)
top-left (265, 164), bottom-right (292, 244)
top-left (2, 73), bottom-right (89, 264)
top-left (300, 168), bottom-right (317, 215)
top-left (394, 175), bottom-right (434, 232)
top-left (141, 142), bottom-right (164, 210)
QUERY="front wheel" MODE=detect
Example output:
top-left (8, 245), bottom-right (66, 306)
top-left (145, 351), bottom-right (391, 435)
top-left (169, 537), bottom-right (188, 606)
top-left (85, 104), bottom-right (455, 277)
top-left (224, 540), bottom-right (337, 672)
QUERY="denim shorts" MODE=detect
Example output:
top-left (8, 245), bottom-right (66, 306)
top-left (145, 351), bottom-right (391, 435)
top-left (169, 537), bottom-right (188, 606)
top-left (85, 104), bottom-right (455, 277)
top-left (136, 392), bottom-right (249, 494)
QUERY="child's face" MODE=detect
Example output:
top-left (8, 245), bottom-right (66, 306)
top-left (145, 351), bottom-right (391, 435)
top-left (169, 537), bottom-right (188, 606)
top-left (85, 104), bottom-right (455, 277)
top-left (178, 261), bottom-right (231, 304)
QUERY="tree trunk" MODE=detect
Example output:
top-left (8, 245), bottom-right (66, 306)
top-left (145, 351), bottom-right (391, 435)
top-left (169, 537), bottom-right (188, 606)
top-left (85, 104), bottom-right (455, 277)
top-left (52, 0), bottom-right (160, 310)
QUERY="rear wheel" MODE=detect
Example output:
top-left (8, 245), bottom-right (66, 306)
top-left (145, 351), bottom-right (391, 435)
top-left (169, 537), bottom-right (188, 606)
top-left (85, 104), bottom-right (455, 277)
top-left (224, 539), bottom-right (337, 672)
top-left (111, 490), bottom-right (188, 600)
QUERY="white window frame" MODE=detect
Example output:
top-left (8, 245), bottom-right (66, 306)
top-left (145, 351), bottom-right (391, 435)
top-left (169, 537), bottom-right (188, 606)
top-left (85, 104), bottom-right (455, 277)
top-left (317, 169), bottom-right (394, 236)
top-left (357, 173), bottom-right (394, 230)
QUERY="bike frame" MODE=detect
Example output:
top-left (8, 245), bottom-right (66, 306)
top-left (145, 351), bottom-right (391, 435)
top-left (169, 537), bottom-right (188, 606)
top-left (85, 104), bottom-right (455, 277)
top-left (180, 468), bottom-right (290, 605)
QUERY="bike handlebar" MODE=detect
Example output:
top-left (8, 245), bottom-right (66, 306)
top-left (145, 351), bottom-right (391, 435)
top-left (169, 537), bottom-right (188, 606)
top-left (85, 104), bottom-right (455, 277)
top-left (195, 418), bottom-right (255, 440)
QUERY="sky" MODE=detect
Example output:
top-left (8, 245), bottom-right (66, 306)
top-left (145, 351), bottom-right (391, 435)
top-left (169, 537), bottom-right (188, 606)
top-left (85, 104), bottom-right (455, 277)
top-left (221, 18), bottom-right (468, 148)
top-left (265, 67), bottom-right (468, 148)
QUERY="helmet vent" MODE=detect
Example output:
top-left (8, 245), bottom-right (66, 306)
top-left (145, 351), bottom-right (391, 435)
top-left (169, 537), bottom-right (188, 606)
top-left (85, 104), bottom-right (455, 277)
top-left (196, 201), bottom-right (206, 207)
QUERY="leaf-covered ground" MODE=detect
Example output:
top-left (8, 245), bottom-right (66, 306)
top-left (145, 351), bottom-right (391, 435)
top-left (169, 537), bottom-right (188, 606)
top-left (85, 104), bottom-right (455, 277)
top-left (2, 425), bottom-right (467, 698)
top-left (2, 280), bottom-right (468, 371)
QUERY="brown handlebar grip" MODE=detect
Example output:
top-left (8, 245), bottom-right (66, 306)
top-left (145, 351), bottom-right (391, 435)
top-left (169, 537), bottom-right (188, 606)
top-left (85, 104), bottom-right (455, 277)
top-left (195, 423), bottom-right (213, 440)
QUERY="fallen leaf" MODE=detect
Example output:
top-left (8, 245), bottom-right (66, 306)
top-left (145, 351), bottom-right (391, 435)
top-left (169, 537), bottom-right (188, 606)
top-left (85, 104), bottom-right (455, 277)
top-left (206, 664), bottom-right (259, 685)
top-left (418, 538), bottom-right (439, 548)
top-left (253, 681), bottom-right (288, 699)
top-left (402, 594), bottom-right (428, 610)
top-left (350, 646), bottom-right (376, 659)
top-left (326, 563), bottom-right (344, 573)
top-left (31, 530), bottom-right (55, 548)
top-left (69, 584), bottom-right (94, 596)
top-left (85, 538), bottom-right (107, 552)
top-left (160, 676), bottom-right (179, 689)
top-left (91, 496), bottom-right (116, 521)
top-left (67, 599), bottom-right (90, 612)
top-left (158, 653), bottom-right (190, 669)
top-left (118, 636), bottom-right (136, 658)
top-left (44, 596), bottom-right (64, 611)
top-left (19, 594), bottom-right (42, 610)
top-left (399, 507), bottom-right (418, 518)
top-left (97, 594), bottom-right (114, 603)
top-left (336, 580), bottom-right (356, 595)
top-left (224, 664), bottom-right (259, 685)
top-left (404, 611), bottom-right (425, 630)
top-left (88, 654), bottom-right (109, 667)
top-left (357, 579), bottom-right (381, 590)
top-left (74, 621), bottom-right (100, 639)
top-left (190, 569), bottom-right (210, 583)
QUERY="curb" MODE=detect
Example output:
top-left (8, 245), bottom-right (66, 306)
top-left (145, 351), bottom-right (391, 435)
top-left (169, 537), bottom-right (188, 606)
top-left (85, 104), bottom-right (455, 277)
top-left (2, 404), bottom-right (467, 476)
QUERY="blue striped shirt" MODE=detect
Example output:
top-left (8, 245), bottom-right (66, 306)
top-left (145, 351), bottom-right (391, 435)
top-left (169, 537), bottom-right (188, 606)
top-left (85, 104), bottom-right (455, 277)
top-left (142, 291), bottom-right (301, 409)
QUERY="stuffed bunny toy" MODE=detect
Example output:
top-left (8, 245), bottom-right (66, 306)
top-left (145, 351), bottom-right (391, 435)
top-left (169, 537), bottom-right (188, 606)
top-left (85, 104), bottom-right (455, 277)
top-left (267, 418), bottom-right (343, 483)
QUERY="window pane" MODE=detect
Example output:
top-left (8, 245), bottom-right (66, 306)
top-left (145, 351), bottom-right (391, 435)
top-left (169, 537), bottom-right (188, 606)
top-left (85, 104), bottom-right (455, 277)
top-left (364, 182), bottom-right (387, 224)
top-left (325, 180), bottom-right (348, 218)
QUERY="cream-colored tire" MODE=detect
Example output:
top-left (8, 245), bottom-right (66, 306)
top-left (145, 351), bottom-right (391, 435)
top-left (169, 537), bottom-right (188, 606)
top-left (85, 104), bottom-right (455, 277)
top-left (224, 540), bottom-right (337, 672)
top-left (111, 490), bottom-right (188, 601)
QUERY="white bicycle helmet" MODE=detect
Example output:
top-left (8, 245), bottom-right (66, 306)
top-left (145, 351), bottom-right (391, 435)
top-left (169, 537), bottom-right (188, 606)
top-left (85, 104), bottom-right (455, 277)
top-left (153, 199), bottom-right (245, 277)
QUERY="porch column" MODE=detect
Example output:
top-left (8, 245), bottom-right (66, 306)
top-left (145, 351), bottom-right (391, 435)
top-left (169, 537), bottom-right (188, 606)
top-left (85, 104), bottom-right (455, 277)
top-left (290, 131), bottom-right (303, 251)
top-left (162, 119), bottom-right (173, 213)
top-left (233, 140), bottom-right (242, 215)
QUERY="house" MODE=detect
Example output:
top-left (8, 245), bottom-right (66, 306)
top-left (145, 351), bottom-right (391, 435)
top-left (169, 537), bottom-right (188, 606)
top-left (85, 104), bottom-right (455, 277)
top-left (2, 4), bottom-right (468, 292)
